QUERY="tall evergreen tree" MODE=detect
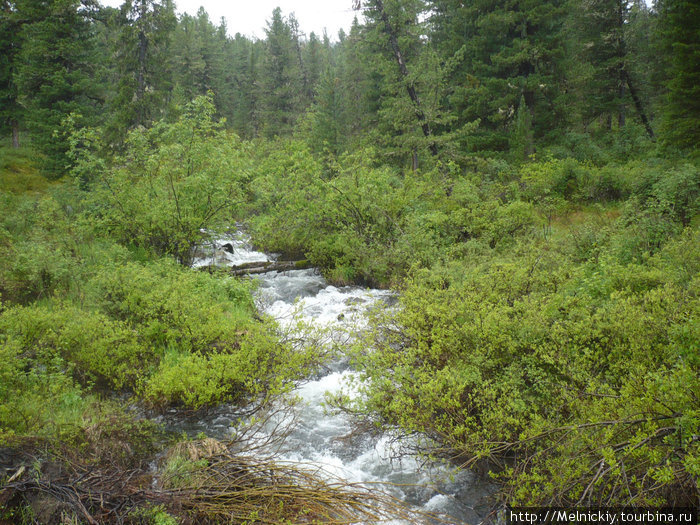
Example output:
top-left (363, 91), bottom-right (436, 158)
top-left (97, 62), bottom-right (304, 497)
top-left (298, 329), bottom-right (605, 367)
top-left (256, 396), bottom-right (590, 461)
top-left (0, 0), bottom-right (22, 147)
top-left (223, 34), bottom-right (261, 137)
top-left (13, 0), bottom-right (102, 175)
top-left (304, 32), bottom-right (325, 94)
top-left (108, 0), bottom-right (176, 139)
top-left (429, 0), bottom-right (567, 154)
top-left (171, 7), bottom-right (229, 112)
top-left (335, 18), bottom-right (382, 142)
top-left (568, 0), bottom-right (655, 139)
top-left (657, 0), bottom-right (700, 150)
top-left (357, 0), bottom-right (442, 167)
top-left (259, 8), bottom-right (303, 137)
top-left (308, 65), bottom-right (344, 156)
top-left (571, 0), bottom-right (629, 129)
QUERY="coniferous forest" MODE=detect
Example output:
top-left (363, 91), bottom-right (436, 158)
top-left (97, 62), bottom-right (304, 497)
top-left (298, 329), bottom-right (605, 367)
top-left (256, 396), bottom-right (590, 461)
top-left (1, 0), bottom-right (699, 523)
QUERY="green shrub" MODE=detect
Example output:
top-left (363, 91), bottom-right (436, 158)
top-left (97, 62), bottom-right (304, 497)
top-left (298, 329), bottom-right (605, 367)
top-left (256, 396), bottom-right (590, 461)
top-left (0, 337), bottom-right (89, 443)
top-left (88, 259), bottom-right (256, 352)
top-left (0, 304), bottom-right (149, 390)
top-left (83, 96), bottom-right (250, 264)
top-left (520, 157), bottom-right (593, 202)
top-left (142, 319), bottom-right (320, 409)
top-left (346, 238), bottom-right (699, 505)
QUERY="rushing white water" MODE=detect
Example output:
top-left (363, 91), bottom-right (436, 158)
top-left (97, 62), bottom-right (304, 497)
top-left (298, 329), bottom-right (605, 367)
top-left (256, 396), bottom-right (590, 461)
top-left (183, 234), bottom-right (496, 524)
top-left (191, 232), bottom-right (272, 268)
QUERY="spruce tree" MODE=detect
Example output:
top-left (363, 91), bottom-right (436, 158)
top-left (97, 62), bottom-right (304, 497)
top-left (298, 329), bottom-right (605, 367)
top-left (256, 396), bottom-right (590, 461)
top-left (657, 0), bottom-right (700, 151)
top-left (336, 18), bottom-right (382, 141)
top-left (259, 8), bottom-right (303, 137)
top-left (428, 0), bottom-right (567, 153)
top-left (13, 0), bottom-right (102, 176)
top-left (108, 0), bottom-right (176, 140)
top-left (356, 0), bottom-right (442, 167)
top-left (0, 0), bottom-right (22, 147)
top-left (224, 34), bottom-right (261, 137)
top-left (308, 65), bottom-right (343, 156)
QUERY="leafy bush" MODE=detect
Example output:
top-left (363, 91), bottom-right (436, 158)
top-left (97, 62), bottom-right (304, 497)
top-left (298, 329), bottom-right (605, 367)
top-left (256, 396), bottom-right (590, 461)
top-left (248, 147), bottom-right (540, 286)
top-left (345, 235), bottom-right (699, 505)
top-left (141, 319), bottom-right (318, 409)
top-left (88, 259), bottom-right (256, 352)
top-left (0, 337), bottom-right (88, 443)
top-left (0, 304), bottom-right (149, 390)
top-left (83, 95), bottom-right (251, 264)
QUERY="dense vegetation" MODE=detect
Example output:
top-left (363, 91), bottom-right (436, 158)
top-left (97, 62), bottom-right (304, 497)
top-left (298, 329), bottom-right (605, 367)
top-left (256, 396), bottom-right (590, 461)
top-left (1, 0), bottom-right (699, 522)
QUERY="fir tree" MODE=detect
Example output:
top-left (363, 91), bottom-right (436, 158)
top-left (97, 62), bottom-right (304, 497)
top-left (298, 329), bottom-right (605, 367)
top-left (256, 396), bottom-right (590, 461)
top-left (259, 8), bottom-right (303, 137)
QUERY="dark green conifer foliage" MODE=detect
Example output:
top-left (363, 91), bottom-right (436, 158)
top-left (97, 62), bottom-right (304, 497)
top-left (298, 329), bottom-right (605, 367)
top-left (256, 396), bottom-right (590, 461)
top-left (356, 0), bottom-right (443, 167)
top-left (224, 34), bottom-right (261, 137)
top-left (571, 0), bottom-right (629, 129)
top-left (336, 19), bottom-right (382, 141)
top-left (0, 1), bottom-right (22, 147)
top-left (304, 32), bottom-right (324, 94)
top-left (13, 0), bottom-right (102, 176)
top-left (171, 7), bottom-right (230, 114)
top-left (108, 0), bottom-right (176, 140)
top-left (513, 94), bottom-right (534, 160)
top-left (308, 66), bottom-right (344, 156)
top-left (259, 8), bottom-right (304, 137)
top-left (429, 0), bottom-right (567, 153)
top-left (567, 0), bottom-right (656, 141)
top-left (657, 0), bottom-right (700, 151)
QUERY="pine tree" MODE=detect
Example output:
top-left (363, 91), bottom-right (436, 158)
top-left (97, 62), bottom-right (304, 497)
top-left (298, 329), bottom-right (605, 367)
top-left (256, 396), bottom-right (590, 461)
top-left (308, 65), bottom-right (343, 156)
top-left (304, 32), bottom-right (324, 95)
top-left (428, 0), bottom-right (567, 153)
top-left (570, 0), bottom-right (628, 129)
top-left (223, 34), bottom-right (261, 137)
top-left (171, 7), bottom-right (229, 111)
top-left (356, 0), bottom-right (442, 167)
top-left (336, 18), bottom-right (382, 141)
top-left (567, 0), bottom-right (655, 139)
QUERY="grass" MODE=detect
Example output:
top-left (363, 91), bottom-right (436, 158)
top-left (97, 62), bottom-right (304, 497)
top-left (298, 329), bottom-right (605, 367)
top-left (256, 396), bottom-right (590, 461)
top-left (0, 145), bottom-right (51, 194)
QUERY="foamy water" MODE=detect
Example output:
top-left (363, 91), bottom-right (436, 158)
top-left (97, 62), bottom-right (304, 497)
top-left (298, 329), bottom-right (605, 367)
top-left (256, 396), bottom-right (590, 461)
top-left (184, 234), bottom-right (496, 524)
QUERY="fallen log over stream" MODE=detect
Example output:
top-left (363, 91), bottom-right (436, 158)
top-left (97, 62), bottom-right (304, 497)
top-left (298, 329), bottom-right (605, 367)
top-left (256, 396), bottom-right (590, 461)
top-left (199, 260), bottom-right (313, 276)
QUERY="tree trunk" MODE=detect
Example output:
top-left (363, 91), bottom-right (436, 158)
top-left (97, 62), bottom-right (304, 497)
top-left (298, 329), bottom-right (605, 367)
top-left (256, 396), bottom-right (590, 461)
top-left (624, 70), bottom-right (655, 140)
top-left (11, 119), bottom-right (19, 148)
top-left (618, 84), bottom-right (626, 128)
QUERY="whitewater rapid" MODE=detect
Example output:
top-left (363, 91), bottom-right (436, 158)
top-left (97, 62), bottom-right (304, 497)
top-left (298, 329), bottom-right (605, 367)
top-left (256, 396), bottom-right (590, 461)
top-left (179, 232), bottom-right (496, 524)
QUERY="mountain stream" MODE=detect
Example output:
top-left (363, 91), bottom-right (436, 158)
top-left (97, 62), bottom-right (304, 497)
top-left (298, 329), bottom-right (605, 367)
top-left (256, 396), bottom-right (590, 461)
top-left (163, 233), bottom-right (496, 524)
